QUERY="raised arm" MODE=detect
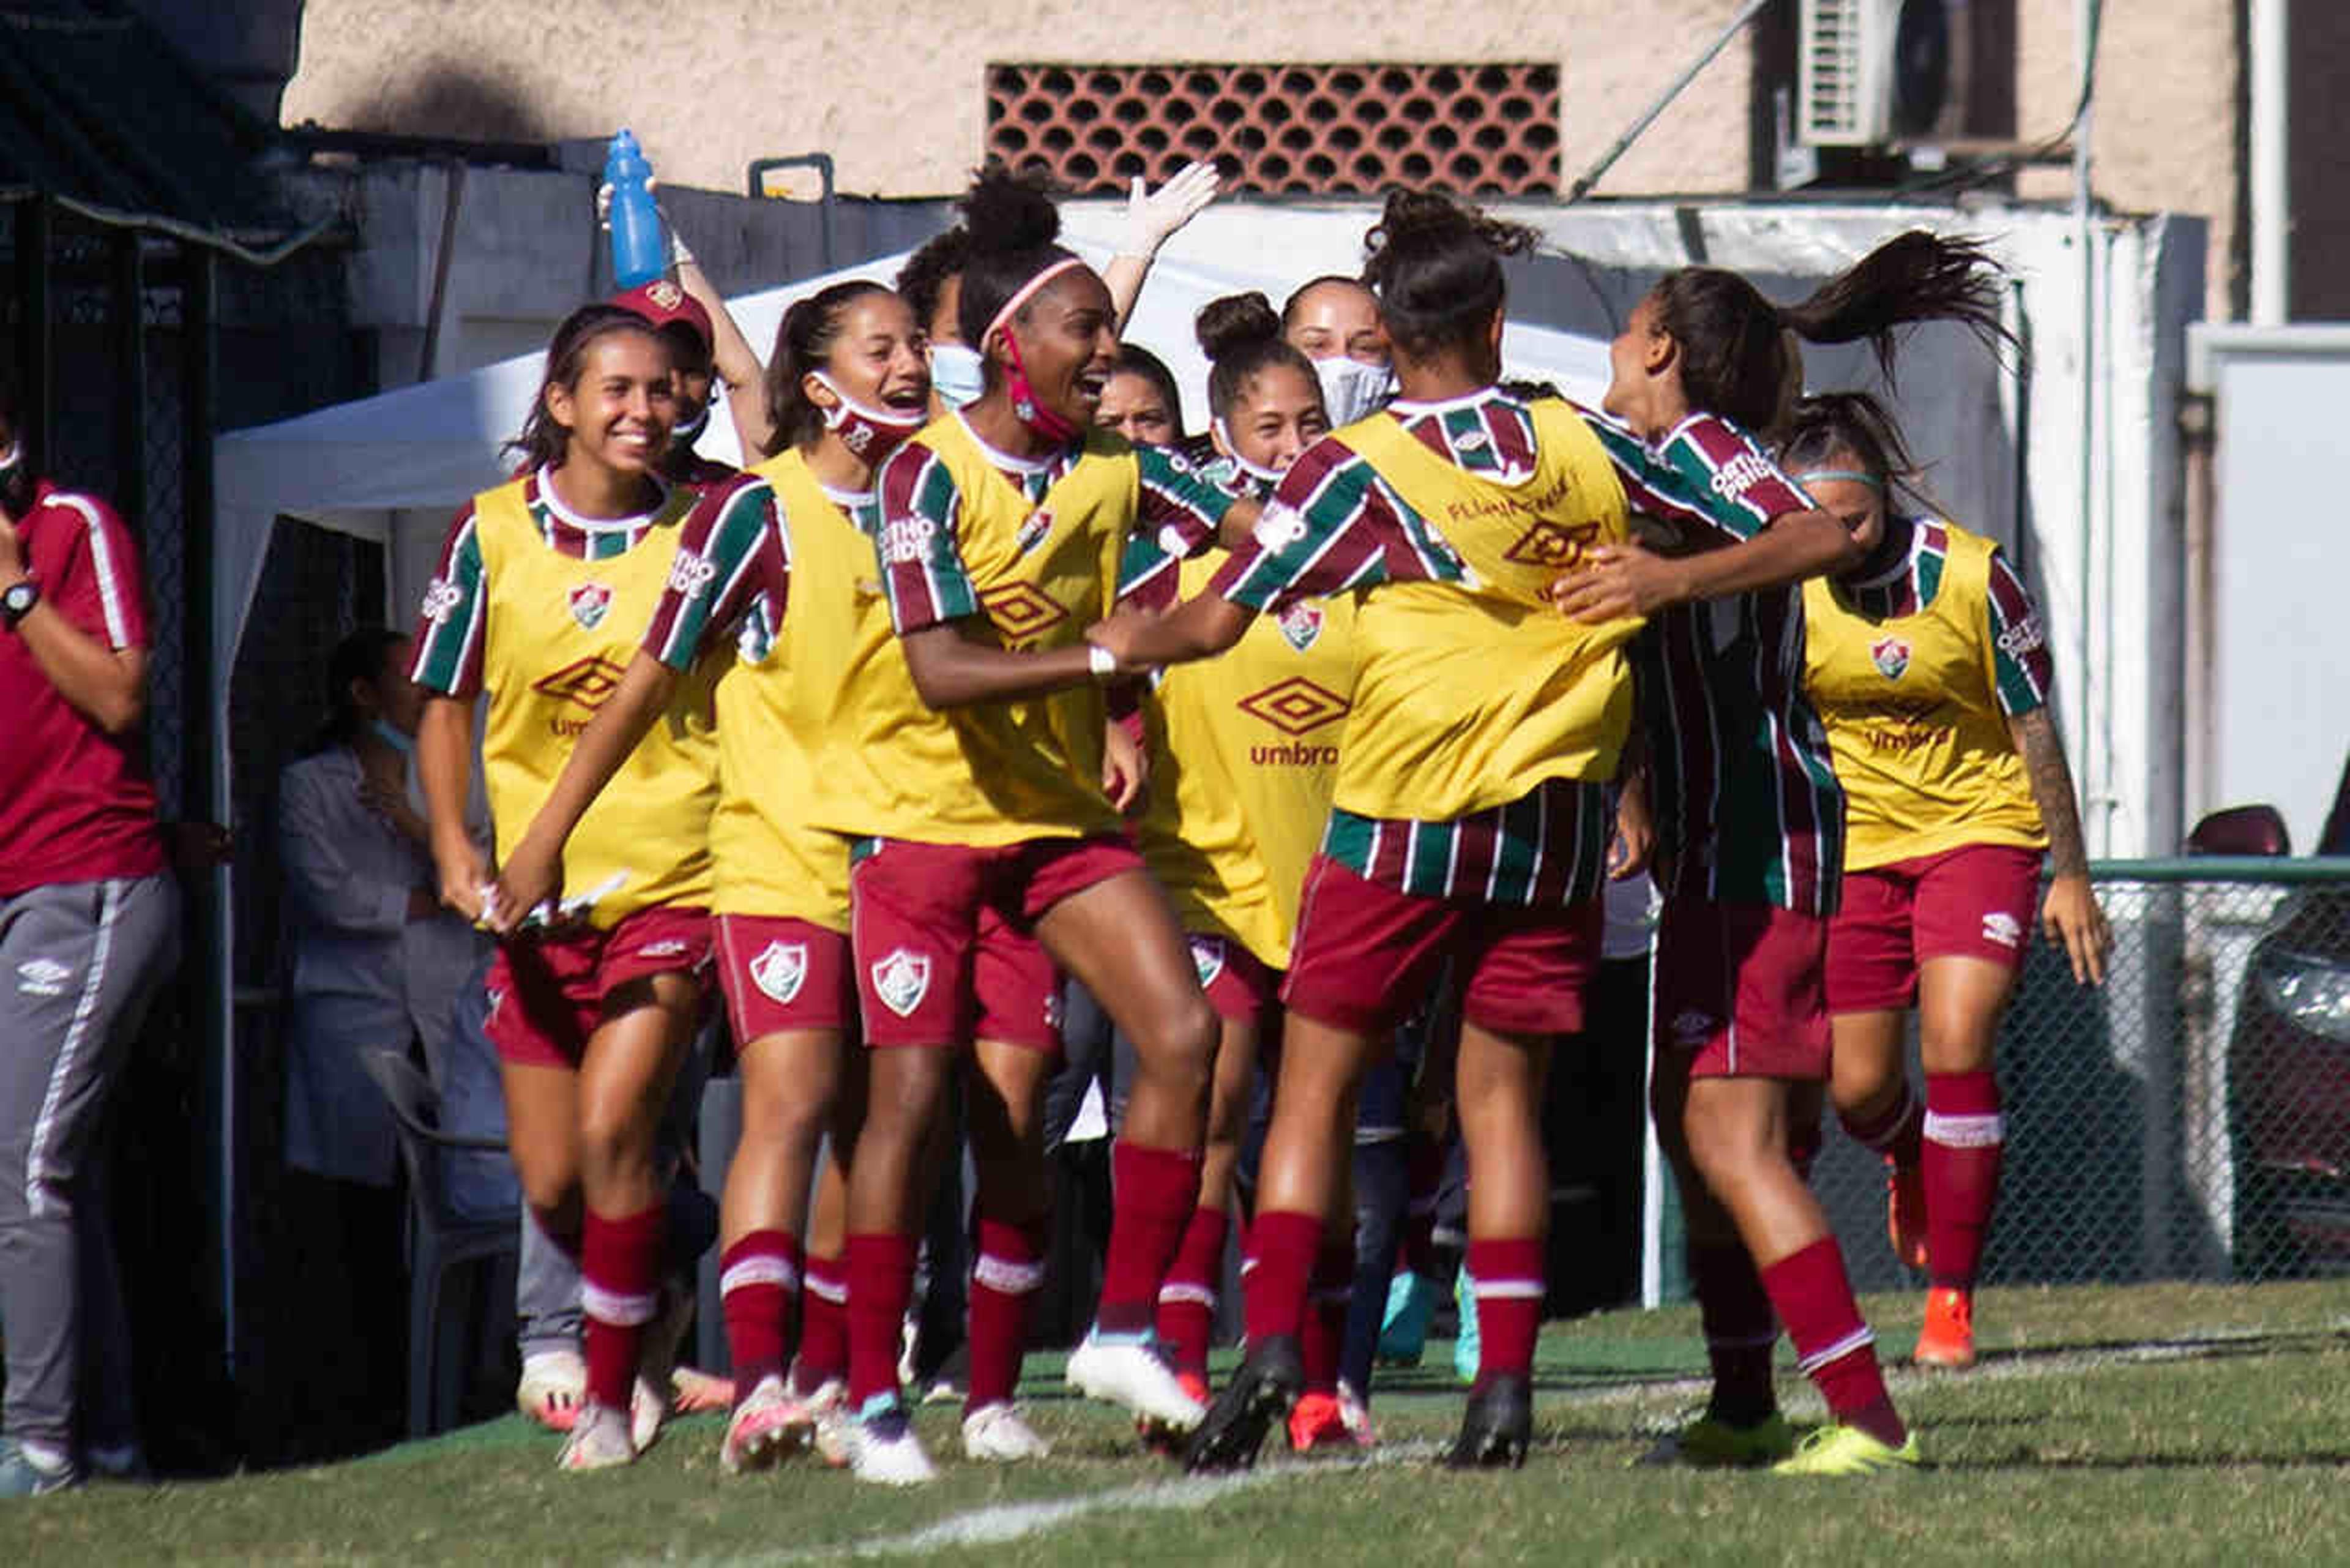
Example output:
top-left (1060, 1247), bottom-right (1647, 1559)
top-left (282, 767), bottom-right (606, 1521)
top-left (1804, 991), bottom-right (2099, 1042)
top-left (1100, 162), bottom-right (1220, 336)
top-left (675, 252), bottom-right (775, 457)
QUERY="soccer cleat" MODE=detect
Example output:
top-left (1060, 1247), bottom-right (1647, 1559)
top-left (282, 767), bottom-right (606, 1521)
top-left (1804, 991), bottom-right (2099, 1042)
top-left (1286, 1390), bottom-right (1348, 1453)
top-left (962, 1402), bottom-right (1053, 1462)
top-left (845, 1402), bottom-right (938, 1486)
top-left (1376, 1271), bottom-right (1439, 1365)
top-left (720, 1375), bottom-right (814, 1476)
top-left (1452, 1266), bottom-right (1481, 1385)
top-left (1772, 1422), bottom-right (1921, 1476)
top-left (1442, 1375), bottom-right (1532, 1469)
top-left (0, 1439), bottom-right (83, 1498)
top-left (556, 1400), bottom-right (636, 1472)
top-left (1336, 1380), bottom-right (1378, 1449)
top-left (1886, 1160), bottom-right (1929, 1272)
top-left (1635, 1410), bottom-right (1797, 1468)
top-left (1913, 1285), bottom-right (1977, 1369)
top-left (1182, 1334), bottom-right (1302, 1474)
top-left (802, 1379), bottom-right (854, 1468)
top-left (517, 1348), bottom-right (586, 1433)
top-left (630, 1282), bottom-right (696, 1452)
top-left (672, 1365), bottom-right (736, 1414)
top-left (1067, 1332), bottom-right (1208, 1431)
top-left (1138, 1370), bottom-right (1212, 1454)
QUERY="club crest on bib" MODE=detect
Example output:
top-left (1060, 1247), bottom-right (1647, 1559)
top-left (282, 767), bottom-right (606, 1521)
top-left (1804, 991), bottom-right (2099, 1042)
top-left (1870, 636), bottom-right (1912, 681)
top-left (1187, 936), bottom-right (1225, 989)
top-left (1277, 602), bottom-right (1324, 652)
top-left (569, 581), bottom-right (614, 630)
top-left (871, 947), bottom-right (931, 1018)
top-left (750, 939), bottom-right (809, 1004)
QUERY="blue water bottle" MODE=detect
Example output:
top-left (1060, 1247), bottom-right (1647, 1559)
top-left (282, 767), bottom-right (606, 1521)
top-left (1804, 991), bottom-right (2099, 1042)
top-left (603, 130), bottom-right (666, 289)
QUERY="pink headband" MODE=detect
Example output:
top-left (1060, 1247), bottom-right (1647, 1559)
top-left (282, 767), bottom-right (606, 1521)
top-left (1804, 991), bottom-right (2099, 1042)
top-left (985, 256), bottom-right (1089, 347)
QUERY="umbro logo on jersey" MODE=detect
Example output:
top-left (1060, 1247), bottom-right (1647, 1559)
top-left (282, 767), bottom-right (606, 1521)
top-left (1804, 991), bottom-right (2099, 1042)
top-left (568, 581), bottom-right (614, 630)
top-left (1188, 936), bottom-right (1225, 990)
top-left (749, 940), bottom-right (808, 1004)
top-left (1501, 518), bottom-right (1598, 570)
top-left (1871, 637), bottom-right (1912, 681)
top-left (1015, 509), bottom-right (1053, 556)
top-left (1277, 602), bottom-right (1324, 652)
top-left (420, 578), bottom-right (464, 625)
top-left (1707, 450), bottom-right (1777, 501)
top-left (1237, 675), bottom-right (1350, 738)
top-left (979, 581), bottom-right (1069, 641)
top-left (531, 655), bottom-right (629, 712)
top-left (871, 948), bottom-right (931, 1018)
top-left (1982, 911), bottom-right (2023, 949)
top-left (636, 938), bottom-right (691, 959)
top-left (16, 957), bottom-right (72, 997)
top-left (666, 549), bottom-right (718, 597)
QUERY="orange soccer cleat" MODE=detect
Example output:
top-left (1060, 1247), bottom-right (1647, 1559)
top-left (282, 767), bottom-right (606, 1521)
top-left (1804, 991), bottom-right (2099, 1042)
top-left (1912, 1285), bottom-right (1976, 1370)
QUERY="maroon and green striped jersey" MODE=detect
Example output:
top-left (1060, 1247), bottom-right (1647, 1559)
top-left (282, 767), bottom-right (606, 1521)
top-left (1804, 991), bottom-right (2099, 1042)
top-left (638, 471), bottom-right (789, 672)
top-left (1840, 515), bottom-right (2052, 717)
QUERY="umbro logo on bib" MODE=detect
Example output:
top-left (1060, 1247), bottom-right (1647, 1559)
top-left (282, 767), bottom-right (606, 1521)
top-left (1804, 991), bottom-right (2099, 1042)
top-left (569, 581), bottom-right (614, 630)
top-left (750, 940), bottom-right (808, 1004)
top-left (871, 948), bottom-right (931, 1018)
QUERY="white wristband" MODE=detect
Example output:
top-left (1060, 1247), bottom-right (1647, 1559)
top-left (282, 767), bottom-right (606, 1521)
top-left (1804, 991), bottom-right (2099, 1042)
top-left (1086, 642), bottom-right (1117, 679)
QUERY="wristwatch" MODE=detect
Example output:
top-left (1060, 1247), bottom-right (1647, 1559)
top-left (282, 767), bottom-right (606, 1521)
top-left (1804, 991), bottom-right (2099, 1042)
top-left (0, 577), bottom-right (37, 632)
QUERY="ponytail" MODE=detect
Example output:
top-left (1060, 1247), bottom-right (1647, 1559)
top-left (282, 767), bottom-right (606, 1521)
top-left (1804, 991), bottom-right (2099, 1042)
top-left (1359, 190), bottom-right (1537, 361)
top-left (763, 280), bottom-right (894, 457)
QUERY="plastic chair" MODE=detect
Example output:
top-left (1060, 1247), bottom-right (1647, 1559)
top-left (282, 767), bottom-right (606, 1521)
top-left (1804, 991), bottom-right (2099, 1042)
top-left (358, 1048), bottom-right (519, 1438)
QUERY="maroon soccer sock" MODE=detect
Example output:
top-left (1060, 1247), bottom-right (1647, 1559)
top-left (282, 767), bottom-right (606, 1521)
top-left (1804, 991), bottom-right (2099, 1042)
top-left (1923, 1071), bottom-right (2005, 1289)
top-left (1155, 1204), bottom-right (1229, 1381)
top-left (1300, 1236), bottom-right (1355, 1394)
top-left (1241, 1209), bottom-right (1322, 1348)
top-left (1690, 1238), bottom-right (1779, 1425)
top-left (965, 1217), bottom-right (1046, 1411)
top-left (793, 1250), bottom-right (848, 1396)
top-left (1095, 1140), bottom-right (1203, 1336)
top-left (718, 1229), bottom-right (800, 1397)
top-left (1400, 1131), bottom-right (1447, 1279)
top-left (845, 1231), bottom-right (918, 1411)
top-left (1842, 1084), bottom-right (1925, 1170)
top-left (1466, 1237), bottom-right (1543, 1389)
top-left (581, 1204), bottom-right (665, 1411)
top-left (1759, 1237), bottom-right (1904, 1448)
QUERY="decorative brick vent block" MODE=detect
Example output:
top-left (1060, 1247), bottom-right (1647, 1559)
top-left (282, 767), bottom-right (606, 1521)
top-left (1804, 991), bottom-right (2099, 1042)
top-left (985, 63), bottom-right (1562, 196)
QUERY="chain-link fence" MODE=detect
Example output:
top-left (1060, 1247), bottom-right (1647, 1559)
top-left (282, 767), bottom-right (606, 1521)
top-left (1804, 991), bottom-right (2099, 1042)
top-left (1808, 859), bottom-right (2350, 1290)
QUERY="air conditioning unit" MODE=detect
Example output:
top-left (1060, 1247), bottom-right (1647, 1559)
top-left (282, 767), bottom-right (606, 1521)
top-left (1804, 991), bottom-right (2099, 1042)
top-left (1797, 0), bottom-right (1965, 149)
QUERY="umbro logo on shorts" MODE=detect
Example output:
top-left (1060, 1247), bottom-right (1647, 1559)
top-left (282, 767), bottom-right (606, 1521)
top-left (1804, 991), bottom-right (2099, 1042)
top-left (750, 940), bottom-right (808, 1004)
top-left (871, 947), bottom-right (931, 1018)
top-left (1188, 936), bottom-right (1225, 989)
top-left (636, 938), bottom-right (691, 959)
top-left (16, 957), bottom-right (72, 997)
top-left (1982, 911), bottom-right (2024, 949)
top-left (1671, 1009), bottom-right (1717, 1046)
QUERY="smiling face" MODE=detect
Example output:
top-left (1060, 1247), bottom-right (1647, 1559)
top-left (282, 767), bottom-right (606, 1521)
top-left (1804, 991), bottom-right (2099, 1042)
top-left (1218, 361), bottom-right (1329, 474)
top-left (1096, 369), bottom-right (1178, 446)
top-left (994, 267), bottom-right (1119, 428)
top-left (808, 290), bottom-right (932, 420)
top-left (1285, 279), bottom-right (1387, 366)
top-left (544, 327), bottom-right (676, 480)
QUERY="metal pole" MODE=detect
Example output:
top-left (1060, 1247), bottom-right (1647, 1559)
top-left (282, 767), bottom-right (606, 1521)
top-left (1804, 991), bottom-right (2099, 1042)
top-left (2250, 0), bottom-right (2290, 324)
top-left (1567, 0), bottom-right (1772, 203)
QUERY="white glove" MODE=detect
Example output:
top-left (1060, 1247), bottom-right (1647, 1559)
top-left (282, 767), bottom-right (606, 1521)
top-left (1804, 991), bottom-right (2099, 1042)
top-left (595, 179), bottom-right (695, 267)
top-left (1117, 160), bottom-right (1220, 259)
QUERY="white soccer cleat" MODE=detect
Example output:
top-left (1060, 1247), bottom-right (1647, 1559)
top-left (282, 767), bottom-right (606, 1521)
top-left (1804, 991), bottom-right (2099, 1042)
top-left (1065, 1332), bottom-right (1207, 1432)
top-left (720, 1375), bottom-right (815, 1476)
top-left (961, 1402), bottom-right (1052, 1462)
top-left (846, 1405), bottom-right (938, 1486)
top-left (802, 1379), bottom-right (854, 1468)
top-left (630, 1283), bottom-right (695, 1452)
top-left (517, 1348), bottom-right (586, 1433)
top-left (556, 1400), bottom-right (636, 1473)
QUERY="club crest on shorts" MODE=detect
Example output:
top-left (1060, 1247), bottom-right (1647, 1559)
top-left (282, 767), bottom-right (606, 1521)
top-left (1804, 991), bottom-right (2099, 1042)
top-left (1870, 636), bottom-right (1912, 681)
top-left (871, 947), bottom-right (931, 1018)
top-left (750, 940), bottom-right (808, 1004)
top-left (1981, 911), bottom-right (2023, 949)
top-left (569, 581), bottom-right (614, 630)
top-left (1277, 602), bottom-right (1324, 652)
top-left (1188, 936), bottom-right (1225, 989)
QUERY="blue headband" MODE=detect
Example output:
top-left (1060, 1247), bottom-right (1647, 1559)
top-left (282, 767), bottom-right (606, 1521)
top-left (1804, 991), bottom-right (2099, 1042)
top-left (1793, 469), bottom-right (1882, 489)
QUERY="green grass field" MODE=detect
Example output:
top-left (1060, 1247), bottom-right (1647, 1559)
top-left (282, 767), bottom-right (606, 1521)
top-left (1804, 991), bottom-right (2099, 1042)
top-left (18, 1280), bottom-right (2349, 1566)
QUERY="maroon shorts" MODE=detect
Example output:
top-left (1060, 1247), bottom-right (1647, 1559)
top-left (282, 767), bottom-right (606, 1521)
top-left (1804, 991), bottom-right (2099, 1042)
top-left (1280, 854), bottom-right (1601, 1037)
top-left (848, 835), bottom-right (1135, 1051)
top-left (1186, 932), bottom-right (1277, 1025)
top-left (1826, 843), bottom-right (2045, 1013)
top-left (485, 905), bottom-right (714, 1069)
top-left (715, 914), bottom-right (854, 1042)
top-left (1654, 899), bottom-right (1830, 1080)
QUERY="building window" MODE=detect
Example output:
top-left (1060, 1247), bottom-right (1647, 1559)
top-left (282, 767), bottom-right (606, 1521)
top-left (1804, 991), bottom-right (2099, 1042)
top-left (985, 64), bottom-right (1561, 196)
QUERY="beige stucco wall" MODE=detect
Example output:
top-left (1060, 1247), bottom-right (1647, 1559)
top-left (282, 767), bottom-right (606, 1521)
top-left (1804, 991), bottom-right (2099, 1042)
top-left (283, 1), bottom-right (2240, 314)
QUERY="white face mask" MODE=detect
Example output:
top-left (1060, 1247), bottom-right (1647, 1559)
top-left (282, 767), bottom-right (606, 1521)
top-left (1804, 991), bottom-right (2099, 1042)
top-left (1314, 356), bottom-right (1392, 427)
top-left (1210, 419), bottom-right (1288, 491)
top-left (928, 343), bottom-right (988, 410)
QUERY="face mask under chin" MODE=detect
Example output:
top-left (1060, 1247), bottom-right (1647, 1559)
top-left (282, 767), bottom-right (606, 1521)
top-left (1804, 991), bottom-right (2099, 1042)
top-left (813, 372), bottom-right (927, 462)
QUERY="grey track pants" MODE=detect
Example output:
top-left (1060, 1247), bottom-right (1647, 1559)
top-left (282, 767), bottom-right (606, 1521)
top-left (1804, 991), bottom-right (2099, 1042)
top-left (0, 874), bottom-right (180, 1451)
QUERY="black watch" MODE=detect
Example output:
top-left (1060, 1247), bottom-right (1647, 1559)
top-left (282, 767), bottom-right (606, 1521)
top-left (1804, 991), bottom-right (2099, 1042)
top-left (1, 577), bottom-right (37, 631)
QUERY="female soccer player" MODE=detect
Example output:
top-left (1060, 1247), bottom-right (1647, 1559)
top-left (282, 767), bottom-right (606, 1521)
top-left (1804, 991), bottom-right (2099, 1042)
top-left (824, 165), bottom-right (1256, 1481)
top-left (1094, 343), bottom-right (1188, 448)
top-left (1784, 391), bottom-right (2109, 1370)
top-left (1282, 275), bottom-right (1392, 426)
top-left (1114, 291), bottom-right (1345, 1439)
top-left (1557, 231), bottom-right (2020, 1476)
top-left (1090, 192), bottom-right (1804, 1471)
top-left (412, 304), bottom-right (720, 1471)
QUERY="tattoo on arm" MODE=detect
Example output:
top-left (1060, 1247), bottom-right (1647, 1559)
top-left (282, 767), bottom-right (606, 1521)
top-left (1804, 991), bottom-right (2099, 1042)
top-left (2015, 709), bottom-right (2092, 877)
